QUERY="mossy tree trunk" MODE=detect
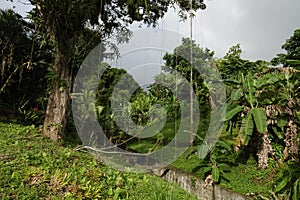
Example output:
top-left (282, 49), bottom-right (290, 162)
top-left (43, 50), bottom-right (71, 142)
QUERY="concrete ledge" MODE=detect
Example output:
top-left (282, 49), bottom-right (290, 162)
top-left (151, 167), bottom-right (253, 200)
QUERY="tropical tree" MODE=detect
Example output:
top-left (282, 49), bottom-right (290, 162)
top-left (0, 9), bottom-right (51, 123)
top-left (162, 38), bottom-right (214, 106)
top-left (225, 63), bottom-right (300, 168)
top-left (217, 44), bottom-right (267, 80)
top-left (224, 73), bottom-right (271, 169)
top-left (12, 0), bottom-right (207, 142)
top-left (272, 28), bottom-right (300, 68)
top-left (280, 69), bottom-right (300, 161)
top-left (258, 68), bottom-right (300, 161)
top-left (271, 29), bottom-right (300, 160)
top-left (95, 66), bottom-right (145, 143)
top-left (149, 74), bottom-right (181, 121)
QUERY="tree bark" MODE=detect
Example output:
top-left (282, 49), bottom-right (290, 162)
top-left (43, 50), bottom-right (71, 142)
top-left (257, 132), bottom-right (273, 169)
top-left (283, 99), bottom-right (299, 161)
top-left (284, 118), bottom-right (299, 161)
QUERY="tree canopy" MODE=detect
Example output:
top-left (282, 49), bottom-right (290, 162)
top-left (20, 0), bottom-right (207, 141)
top-left (272, 28), bottom-right (300, 68)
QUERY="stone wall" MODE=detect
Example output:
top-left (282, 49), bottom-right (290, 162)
top-left (152, 167), bottom-right (253, 200)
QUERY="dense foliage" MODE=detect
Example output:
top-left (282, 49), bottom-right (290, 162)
top-left (0, 9), bottom-right (51, 124)
top-left (0, 3), bottom-right (300, 199)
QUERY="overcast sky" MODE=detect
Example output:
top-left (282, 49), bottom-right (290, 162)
top-left (1, 0), bottom-right (300, 61)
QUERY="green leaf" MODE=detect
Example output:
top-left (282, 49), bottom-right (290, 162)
top-left (240, 124), bottom-right (251, 145)
top-left (279, 92), bottom-right (290, 101)
top-left (274, 177), bottom-right (289, 192)
top-left (223, 79), bottom-right (240, 86)
top-left (286, 59), bottom-right (300, 65)
top-left (252, 108), bottom-right (267, 134)
top-left (240, 113), bottom-right (254, 145)
top-left (97, 106), bottom-right (104, 114)
top-left (272, 126), bottom-right (284, 139)
top-left (216, 141), bottom-right (233, 154)
top-left (224, 106), bottom-right (244, 121)
top-left (260, 98), bottom-right (273, 105)
top-left (229, 88), bottom-right (243, 101)
top-left (243, 74), bottom-right (256, 107)
top-left (212, 167), bottom-right (219, 182)
top-left (108, 187), bottom-right (113, 196)
top-left (278, 119), bottom-right (287, 128)
top-left (242, 113), bottom-right (254, 136)
top-left (217, 163), bottom-right (230, 169)
top-left (202, 167), bottom-right (212, 174)
top-left (292, 179), bottom-right (300, 200)
top-left (298, 180), bottom-right (300, 199)
top-left (256, 73), bottom-right (284, 88)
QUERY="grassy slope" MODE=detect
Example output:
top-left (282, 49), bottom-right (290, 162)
top-left (172, 151), bottom-right (277, 197)
top-left (171, 131), bottom-right (281, 199)
top-left (0, 122), bottom-right (197, 200)
top-left (127, 119), bottom-right (280, 198)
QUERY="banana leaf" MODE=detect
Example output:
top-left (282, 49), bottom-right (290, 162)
top-left (224, 105), bottom-right (244, 121)
top-left (240, 113), bottom-right (253, 145)
top-left (252, 108), bottom-right (267, 134)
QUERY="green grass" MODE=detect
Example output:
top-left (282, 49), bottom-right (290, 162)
top-left (124, 114), bottom-right (283, 199)
top-left (219, 158), bottom-right (277, 196)
top-left (171, 135), bottom-right (282, 199)
top-left (0, 122), bottom-right (197, 199)
top-left (3, 116), bottom-right (282, 199)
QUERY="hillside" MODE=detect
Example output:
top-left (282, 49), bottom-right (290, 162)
top-left (0, 122), bottom-right (197, 199)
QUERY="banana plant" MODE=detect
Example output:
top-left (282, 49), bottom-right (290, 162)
top-left (256, 67), bottom-right (300, 161)
top-left (224, 73), bottom-right (269, 168)
top-left (277, 68), bottom-right (300, 161)
top-left (225, 73), bottom-right (267, 144)
top-left (195, 140), bottom-right (234, 184)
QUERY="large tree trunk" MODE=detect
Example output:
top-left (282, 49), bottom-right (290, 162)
top-left (43, 50), bottom-right (71, 142)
